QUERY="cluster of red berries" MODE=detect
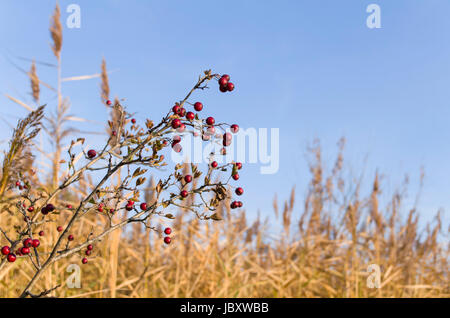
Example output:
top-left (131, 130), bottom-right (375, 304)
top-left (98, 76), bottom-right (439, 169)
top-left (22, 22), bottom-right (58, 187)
top-left (82, 244), bottom-right (93, 264)
top-left (218, 74), bottom-right (235, 93)
top-left (15, 180), bottom-right (28, 191)
top-left (230, 162), bottom-right (243, 209)
top-left (125, 200), bottom-right (134, 211)
top-left (2, 237), bottom-right (40, 263)
top-left (163, 227), bottom-right (172, 244)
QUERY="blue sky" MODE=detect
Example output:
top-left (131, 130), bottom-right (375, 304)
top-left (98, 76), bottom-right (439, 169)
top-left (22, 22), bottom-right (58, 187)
top-left (0, 0), bottom-right (449, 226)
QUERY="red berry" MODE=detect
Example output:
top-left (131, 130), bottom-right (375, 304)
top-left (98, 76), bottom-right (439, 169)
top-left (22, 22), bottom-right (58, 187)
top-left (38, 231), bottom-right (44, 236)
top-left (23, 238), bottom-right (32, 248)
top-left (31, 239), bottom-right (40, 248)
top-left (227, 82), bottom-right (235, 91)
top-left (172, 143), bottom-right (182, 153)
top-left (230, 201), bottom-right (238, 209)
top-left (68, 235), bottom-right (74, 241)
top-left (164, 237), bottom-right (171, 245)
top-left (164, 227), bottom-right (172, 235)
top-left (171, 119), bottom-right (181, 129)
top-left (221, 148), bottom-right (227, 155)
top-left (223, 139), bottom-right (232, 147)
top-left (206, 126), bottom-right (215, 135)
top-left (186, 111), bottom-right (195, 121)
top-left (112, 130), bottom-right (117, 136)
top-left (57, 226), bottom-right (63, 232)
top-left (218, 77), bottom-right (228, 86)
top-left (184, 175), bottom-right (192, 183)
top-left (232, 173), bottom-right (239, 181)
top-left (98, 206), bottom-right (104, 213)
top-left (206, 117), bottom-right (215, 126)
top-left (222, 74), bottom-right (230, 82)
top-left (7, 254), bottom-right (16, 263)
top-left (21, 247), bottom-right (30, 255)
top-left (211, 161), bottom-right (218, 168)
top-left (1, 246), bottom-right (10, 255)
top-left (179, 108), bottom-right (186, 117)
top-left (172, 135), bottom-right (181, 145)
top-left (140, 202), bottom-right (147, 211)
top-left (177, 123), bottom-right (186, 133)
top-left (230, 124), bottom-right (239, 134)
top-left (172, 105), bottom-right (181, 114)
top-left (219, 85), bottom-right (228, 93)
top-left (82, 258), bottom-right (88, 264)
top-left (87, 149), bottom-right (97, 159)
top-left (27, 206), bottom-right (34, 212)
top-left (67, 204), bottom-right (73, 209)
top-left (237, 201), bottom-right (243, 208)
top-left (131, 118), bottom-right (136, 124)
top-left (235, 187), bottom-right (244, 196)
top-left (87, 244), bottom-right (93, 251)
top-left (224, 132), bottom-right (233, 141)
top-left (235, 162), bottom-right (242, 170)
top-left (180, 190), bottom-right (188, 198)
top-left (194, 102), bottom-right (203, 112)
top-left (126, 204), bottom-right (134, 211)
top-left (15, 181), bottom-right (20, 187)
top-left (85, 250), bottom-right (92, 256)
top-left (106, 100), bottom-right (112, 106)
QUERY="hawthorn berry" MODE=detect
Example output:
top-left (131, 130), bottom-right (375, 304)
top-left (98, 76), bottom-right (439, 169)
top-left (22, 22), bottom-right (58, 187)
top-left (15, 181), bottom-right (20, 187)
top-left (206, 126), bottom-right (215, 135)
top-left (184, 175), bottom-right (192, 183)
top-left (82, 258), bottom-right (88, 264)
top-left (87, 244), bottom-right (93, 251)
top-left (172, 105), bottom-right (181, 114)
top-left (67, 204), bottom-right (73, 209)
top-left (211, 161), bottom-right (218, 168)
top-left (21, 247), bottom-right (30, 255)
top-left (230, 124), bottom-right (239, 134)
top-left (235, 162), bottom-right (242, 170)
top-left (223, 139), bottom-right (232, 147)
top-left (23, 238), bottom-right (32, 248)
top-left (112, 130), bottom-right (117, 136)
top-left (219, 85), bottom-right (228, 93)
top-left (172, 143), bottom-right (182, 153)
top-left (38, 231), bottom-right (44, 236)
top-left (173, 135), bottom-right (181, 144)
top-left (222, 74), bottom-right (230, 82)
top-left (57, 226), bottom-right (63, 232)
top-left (1, 246), bottom-right (10, 256)
top-left (171, 119), bottom-right (181, 129)
top-left (85, 250), bottom-right (92, 256)
top-left (180, 190), bottom-right (188, 198)
top-left (125, 204), bottom-right (134, 211)
top-left (68, 235), bottom-right (74, 241)
top-left (87, 149), bottom-right (97, 159)
top-left (164, 237), bottom-right (171, 245)
top-left (131, 118), bottom-right (136, 124)
top-left (7, 254), bottom-right (16, 263)
top-left (27, 206), bottom-right (34, 212)
top-left (179, 108), bottom-right (186, 117)
top-left (41, 203), bottom-right (55, 215)
top-left (237, 201), bottom-right (243, 208)
top-left (186, 111), bottom-right (195, 121)
top-left (206, 117), bottom-right (215, 126)
top-left (218, 77), bottom-right (228, 86)
top-left (164, 227), bottom-right (172, 235)
top-left (140, 202), bottom-right (147, 211)
top-left (232, 173), bottom-right (239, 181)
top-left (230, 201), bottom-right (238, 209)
top-left (31, 239), bottom-right (40, 248)
top-left (227, 82), bottom-right (235, 91)
top-left (106, 100), bottom-right (112, 106)
top-left (178, 123), bottom-right (187, 133)
top-left (235, 187), bottom-right (244, 196)
top-left (194, 102), bottom-right (203, 111)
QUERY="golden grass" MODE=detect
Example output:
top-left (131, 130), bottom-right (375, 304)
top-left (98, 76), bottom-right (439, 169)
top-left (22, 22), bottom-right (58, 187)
top-left (0, 139), bottom-right (447, 298)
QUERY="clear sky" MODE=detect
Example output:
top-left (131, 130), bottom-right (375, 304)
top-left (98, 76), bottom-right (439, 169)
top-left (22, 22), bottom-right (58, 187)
top-left (0, 0), bottom-right (449, 226)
